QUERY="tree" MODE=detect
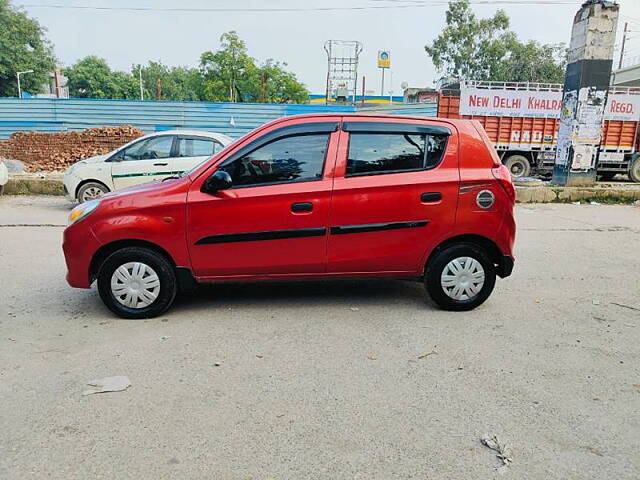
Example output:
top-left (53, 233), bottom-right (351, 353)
top-left (64, 56), bottom-right (138, 99)
top-left (200, 31), bottom-right (256, 102)
top-left (258, 60), bottom-right (309, 104)
top-left (494, 38), bottom-right (566, 84)
top-left (425, 0), bottom-right (510, 81)
top-left (0, 0), bottom-right (56, 97)
top-left (425, 0), bottom-right (566, 84)
top-left (200, 31), bottom-right (309, 103)
top-left (136, 61), bottom-right (204, 101)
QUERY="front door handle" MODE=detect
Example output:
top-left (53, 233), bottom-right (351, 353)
top-left (421, 192), bottom-right (442, 203)
top-left (291, 202), bottom-right (313, 213)
top-left (154, 162), bottom-right (169, 166)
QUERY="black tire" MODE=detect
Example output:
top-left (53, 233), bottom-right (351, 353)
top-left (77, 181), bottom-right (109, 204)
top-left (629, 156), bottom-right (640, 183)
top-left (0, 184), bottom-right (4, 195)
top-left (504, 155), bottom-right (531, 178)
top-left (425, 243), bottom-right (497, 311)
top-left (97, 247), bottom-right (177, 319)
top-left (598, 172), bottom-right (617, 181)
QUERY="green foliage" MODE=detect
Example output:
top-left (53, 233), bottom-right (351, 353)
top-left (200, 31), bottom-right (309, 103)
top-left (136, 61), bottom-right (203, 101)
top-left (494, 38), bottom-right (566, 84)
top-left (258, 59), bottom-right (309, 104)
top-left (425, 0), bottom-right (510, 81)
top-left (63, 56), bottom-right (138, 99)
top-left (0, 0), bottom-right (56, 97)
top-left (64, 31), bottom-right (309, 103)
top-left (425, 0), bottom-right (566, 84)
top-left (200, 31), bottom-right (257, 102)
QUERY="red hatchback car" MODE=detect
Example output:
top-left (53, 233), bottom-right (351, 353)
top-left (63, 114), bottom-right (516, 319)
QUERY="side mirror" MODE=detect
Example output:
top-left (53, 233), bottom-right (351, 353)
top-left (201, 170), bottom-right (232, 194)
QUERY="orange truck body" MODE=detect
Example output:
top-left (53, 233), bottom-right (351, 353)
top-left (437, 83), bottom-right (640, 176)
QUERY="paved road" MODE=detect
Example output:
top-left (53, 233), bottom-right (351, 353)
top-left (1, 196), bottom-right (639, 479)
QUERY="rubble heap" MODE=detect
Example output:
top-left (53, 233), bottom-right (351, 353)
top-left (0, 126), bottom-right (144, 172)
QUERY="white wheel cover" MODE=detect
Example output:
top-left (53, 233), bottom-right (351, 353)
top-left (110, 262), bottom-right (160, 309)
top-left (440, 256), bottom-right (485, 301)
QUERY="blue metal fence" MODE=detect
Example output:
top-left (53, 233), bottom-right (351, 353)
top-left (0, 97), bottom-right (437, 140)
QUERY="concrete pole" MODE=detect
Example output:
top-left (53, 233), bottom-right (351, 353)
top-left (618, 22), bottom-right (628, 69)
top-left (138, 66), bottom-right (144, 101)
top-left (552, 0), bottom-right (620, 186)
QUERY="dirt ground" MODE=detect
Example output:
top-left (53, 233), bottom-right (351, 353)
top-left (0, 196), bottom-right (639, 479)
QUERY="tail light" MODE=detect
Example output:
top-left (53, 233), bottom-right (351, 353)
top-left (492, 165), bottom-right (516, 205)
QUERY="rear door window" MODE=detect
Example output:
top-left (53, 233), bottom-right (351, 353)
top-left (347, 133), bottom-right (447, 176)
top-left (176, 137), bottom-right (221, 158)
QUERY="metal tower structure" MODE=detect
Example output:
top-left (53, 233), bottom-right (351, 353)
top-left (324, 40), bottom-right (363, 104)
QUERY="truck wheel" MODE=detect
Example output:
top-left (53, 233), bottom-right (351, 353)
top-left (425, 243), bottom-right (496, 311)
top-left (77, 181), bottom-right (109, 204)
top-left (97, 247), bottom-right (177, 319)
top-left (629, 156), bottom-right (640, 183)
top-left (504, 155), bottom-right (531, 178)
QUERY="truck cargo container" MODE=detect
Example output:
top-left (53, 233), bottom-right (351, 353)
top-left (438, 81), bottom-right (640, 182)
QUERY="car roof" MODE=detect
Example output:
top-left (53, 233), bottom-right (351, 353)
top-left (143, 129), bottom-right (233, 143)
top-left (259, 113), bottom-right (470, 129)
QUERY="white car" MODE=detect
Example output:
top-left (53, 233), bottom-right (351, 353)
top-left (0, 158), bottom-right (8, 195)
top-left (64, 130), bottom-right (233, 203)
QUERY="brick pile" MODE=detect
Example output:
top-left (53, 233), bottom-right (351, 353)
top-left (0, 126), bottom-right (144, 172)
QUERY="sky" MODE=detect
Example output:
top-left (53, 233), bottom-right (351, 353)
top-left (14, 0), bottom-right (640, 95)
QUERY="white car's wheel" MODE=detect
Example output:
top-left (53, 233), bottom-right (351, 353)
top-left (77, 182), bottom-right (109, 203)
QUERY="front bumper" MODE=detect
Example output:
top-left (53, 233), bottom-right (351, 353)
top-left (63, 172), bottom-right (81, 201)
top-left (63, 224), bottom-right (103, 288)
top-left (496, 255), bottom-right (514, 278)
top-left (0, 164), bottom-right (8, 186)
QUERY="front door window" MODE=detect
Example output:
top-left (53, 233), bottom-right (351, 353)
top-left (111, 136), bottom-right (176, 189)
top-left (219, 134), bottom-right (329, 187)
top-left (120, 136), bottom-right (174, 161)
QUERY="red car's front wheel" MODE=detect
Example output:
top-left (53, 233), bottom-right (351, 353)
top-left (97, 247), bottom-right (177, 319)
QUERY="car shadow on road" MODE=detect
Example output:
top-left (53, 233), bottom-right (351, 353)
top-left (172, 278), bottom-right (434, 312)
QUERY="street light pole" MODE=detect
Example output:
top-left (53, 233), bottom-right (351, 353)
top-left (16, 70), bottom-right (34, 98)
top-left (138, 65), bottom-right (144, 100)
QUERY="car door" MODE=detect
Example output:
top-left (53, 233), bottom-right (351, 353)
top-left (173, 135), bottom-right (224, 175)
top-left (110, 135), bottom-right (178, 189)
top-left (186, 120), bottom-right (340, 278)
top-left (327, 119), bottom-right (459, 274)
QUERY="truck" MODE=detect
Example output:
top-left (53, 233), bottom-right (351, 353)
top-left (437, 80), bottom-right (640, 182)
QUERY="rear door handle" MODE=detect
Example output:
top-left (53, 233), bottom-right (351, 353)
top-left (154, 162), bottom-right (168, 166)
top-left (421, 192), bottom-right (442, 202)
top-left (291, 202), bottom-right (313, 213)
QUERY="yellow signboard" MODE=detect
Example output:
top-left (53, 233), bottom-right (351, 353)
top-left (377, 50), bottom-right (390, 69)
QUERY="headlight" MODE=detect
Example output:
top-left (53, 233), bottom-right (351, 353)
top-left (68, 199), bottom-right (101, 226)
